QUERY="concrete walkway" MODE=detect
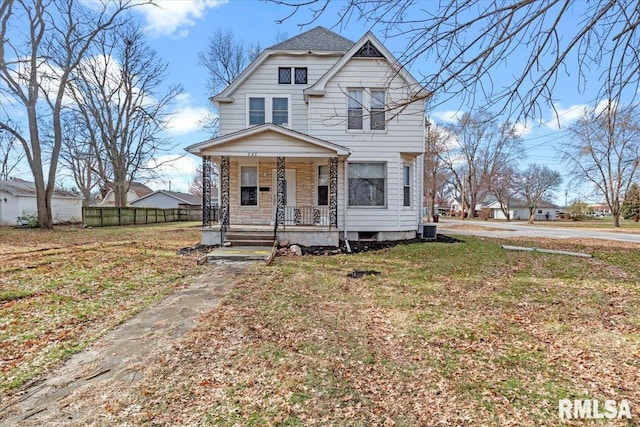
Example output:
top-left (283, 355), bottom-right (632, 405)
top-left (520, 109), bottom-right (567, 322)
top-left (0, 262), bottom-right (250, 426)
top-left (205, 245), bottom-right (276, 262)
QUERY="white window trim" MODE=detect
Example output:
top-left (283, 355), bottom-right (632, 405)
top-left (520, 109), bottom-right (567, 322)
top-left (347, 161), bottom-right (387, 209)
top-left (403, 165), bottom-right (411, 208)
top-left (239, 164), bottom-right (260, 208)
top-left (316, 163), bottom-right (329, 206)
top-left (346, 88), bottom-right (389, 134)
top-left (245, 94), bottom-right (292, 128)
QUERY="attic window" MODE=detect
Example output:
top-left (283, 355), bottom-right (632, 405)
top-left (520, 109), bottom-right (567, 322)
top-left (353, 41), bottom-right (384, 58)
top-left (279, 67), bottom-right (308, 84)
top-left (278, 67), bottom-right (292, 84)
top-left (294, 67), bottom-right (307, 84)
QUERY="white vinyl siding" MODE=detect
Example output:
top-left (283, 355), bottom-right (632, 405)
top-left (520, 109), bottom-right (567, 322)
top-left (308, 58), bottom-right (424, 154)
top-left (212, 48), bottom-right (424, 235)
top-left (246, 95), bottom-right (291, 127)
top-left (218, 55), bottom-right (336, 136)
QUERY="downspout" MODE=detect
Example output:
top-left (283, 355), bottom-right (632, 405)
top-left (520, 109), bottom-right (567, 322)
top-left (343, 158), bottom-right (351, 252)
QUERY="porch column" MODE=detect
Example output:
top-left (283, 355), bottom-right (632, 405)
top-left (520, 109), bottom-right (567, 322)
top-left (202, 156), bottom-right (212, 227)
top-left (276, 156), bottom-right (285, 226)
top-left (221, 155), bottom-right (230, 225)
top-left (329, 157), bottom-right (338, 227)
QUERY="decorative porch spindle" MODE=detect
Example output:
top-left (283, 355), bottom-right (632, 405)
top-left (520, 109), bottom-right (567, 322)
top-left (276, 156), bottom-right (286, 226)
top-left (329, 157), bottom-right (338, 227)
top-left (202, 156), bottom-right (212, 227)
top-left (221, 155), bottom-right (230, 225)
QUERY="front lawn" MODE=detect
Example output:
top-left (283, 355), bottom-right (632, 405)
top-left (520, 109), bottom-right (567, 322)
top-left (0, 223), bottom-right (206, 392)
top-left (105, 236), bottom-right (640, 426)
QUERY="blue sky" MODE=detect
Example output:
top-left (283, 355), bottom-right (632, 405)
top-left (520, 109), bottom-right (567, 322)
top-left (10, 0), bottom-right (605, 204)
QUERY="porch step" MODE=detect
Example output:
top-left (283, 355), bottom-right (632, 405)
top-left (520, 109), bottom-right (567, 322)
top-left (224, 231), bottom-right (275, 247)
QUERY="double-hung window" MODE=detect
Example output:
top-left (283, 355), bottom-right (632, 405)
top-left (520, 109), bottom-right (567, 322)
top-left (317, 165), bottom-right (329, 206)
top-left (403, 166), bottom-right (411, 207)
top-left (347, 89), bottom-right (364, 130)
top-left (371, 90), bottom-right (386, 130)
top-left (347, 89), bottom-right (387, 131)
top-left (240, 166), bottom-right (258, 206)
top-left (249, 98), bottom-right (265, 126)
top-left (272, 98), bottom-right (288, 126)
top-left (247, 95), bottom-right (290, 127)
top-left (348, 162), bottom-right (385, 207)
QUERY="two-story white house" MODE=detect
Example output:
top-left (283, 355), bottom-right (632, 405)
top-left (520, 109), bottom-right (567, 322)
top-left (186, 27), bottom-right (427, 247)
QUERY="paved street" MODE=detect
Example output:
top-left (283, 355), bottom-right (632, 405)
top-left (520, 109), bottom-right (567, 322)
top-left (435, 219), bottom-right (640, 244)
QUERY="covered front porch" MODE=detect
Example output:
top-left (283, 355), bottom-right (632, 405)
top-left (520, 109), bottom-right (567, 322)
top-left (186, 124), bottom-right (350, 247)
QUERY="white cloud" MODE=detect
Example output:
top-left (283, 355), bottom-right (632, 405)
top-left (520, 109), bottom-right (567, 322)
top-left (544, 104), bottom-right (588, 129)
top-left (136, 0), bottom-right (227, 38)
top-left (165, 93), bottom-right (211, 135)
top-left (513, 121), bottom-right (533, 136)
top-left (146, 154), bottom-right (199, 193)
top-left (430, 110), bottom-right (462, 124)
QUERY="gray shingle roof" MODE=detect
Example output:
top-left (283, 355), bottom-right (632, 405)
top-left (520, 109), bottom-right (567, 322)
top-left (268, 26), bottom-right (354, 52)
top-left (163, 191), bottom-right (202, 205)
top-left (0, 178), bottom-right (81, 199)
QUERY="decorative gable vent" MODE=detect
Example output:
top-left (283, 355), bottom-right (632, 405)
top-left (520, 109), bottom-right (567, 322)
top-left (353, 40), bottom-right (384, 58)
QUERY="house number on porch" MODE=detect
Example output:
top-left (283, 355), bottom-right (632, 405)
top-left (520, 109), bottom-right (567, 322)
top-left (247, 152), bottom-right (257, 157)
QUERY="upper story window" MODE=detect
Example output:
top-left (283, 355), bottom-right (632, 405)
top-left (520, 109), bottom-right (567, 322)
top-left (347, 88), bottom-right (387, 131)
top-left (347, 89), bottom-right (363, 130)
top-left (294, 68), bottom-right (307, 84)
top-left (247, 95), bottom-right (291, 127)
top-left (371, 90), bottom-right (386, 130)
top-left (278, 67), bottom-right (307, 84)
top-left (278, 68), bottom-right (292, 84)
top-left (272, 98), bottom-right (288, 126)
top-left (249, 97), bottom-right (265, 126)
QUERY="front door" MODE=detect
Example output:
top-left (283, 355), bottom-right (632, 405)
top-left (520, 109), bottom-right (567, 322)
top-left (272, 169), bottom-right (296, 224)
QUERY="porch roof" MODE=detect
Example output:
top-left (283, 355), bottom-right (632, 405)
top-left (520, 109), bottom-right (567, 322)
top-left (185, 123), bottom-right (351, 158)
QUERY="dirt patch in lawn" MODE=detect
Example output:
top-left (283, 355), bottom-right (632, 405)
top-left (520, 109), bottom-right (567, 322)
top-left (27, 236), bottom-right (636, 426)
top-left (0, 262), bottom-right (245, 426)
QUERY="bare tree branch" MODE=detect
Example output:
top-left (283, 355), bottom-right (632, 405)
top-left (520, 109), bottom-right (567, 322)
top-left (269, 0), bottom-right (640, 121)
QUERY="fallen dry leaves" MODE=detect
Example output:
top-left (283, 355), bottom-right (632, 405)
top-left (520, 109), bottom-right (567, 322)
top-left (0, 223), bottom-right (205, 394)
top-left (47, 235), bottom-right (640, 426)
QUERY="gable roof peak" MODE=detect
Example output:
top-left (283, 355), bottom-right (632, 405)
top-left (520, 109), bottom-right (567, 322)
top-left (267, 26), bottom-right (354, 52)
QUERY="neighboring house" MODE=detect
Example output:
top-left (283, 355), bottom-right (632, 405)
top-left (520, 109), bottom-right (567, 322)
top-left (0, 178), bottom-right (83, 225)
top-left (587, 203), bottom-right (612, 216)
top-left (98, 182), bottom-right (153, 207)
top-left (186, 27), bottom-right (427, 247)
top-left (486, 198), bottom-right (559, 221)
top-left (448, 197), bottom-right (484, 217)
top-left (129, 190), bottom-right (205, 209)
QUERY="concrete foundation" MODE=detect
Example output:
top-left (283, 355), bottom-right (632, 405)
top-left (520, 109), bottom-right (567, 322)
top-left (201, 228), bottom-right (222, 246)
top-left (277, 229), bottom-right (340, 247)
top-left (346, 230), bottom-right (417, 241)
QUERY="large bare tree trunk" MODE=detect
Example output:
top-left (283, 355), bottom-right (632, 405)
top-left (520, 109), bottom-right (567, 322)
top-left (0, 0), bottom-right (145, 228)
